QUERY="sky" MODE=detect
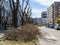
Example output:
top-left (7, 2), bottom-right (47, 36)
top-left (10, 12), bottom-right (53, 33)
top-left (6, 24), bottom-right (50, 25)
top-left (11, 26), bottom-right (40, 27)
top-left (30, 0), bottom-right (60, 18)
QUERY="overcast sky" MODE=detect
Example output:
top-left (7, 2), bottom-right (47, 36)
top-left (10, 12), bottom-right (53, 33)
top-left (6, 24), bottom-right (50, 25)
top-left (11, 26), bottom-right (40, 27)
top-left (30, 0), bottom-right (60, 18)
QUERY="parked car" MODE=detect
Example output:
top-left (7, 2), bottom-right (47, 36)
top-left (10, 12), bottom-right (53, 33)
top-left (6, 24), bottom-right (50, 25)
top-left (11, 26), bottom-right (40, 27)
top-left (54, 24), bottom-right (60, 30)
top-left (49, 23), bottom-right (55, 28)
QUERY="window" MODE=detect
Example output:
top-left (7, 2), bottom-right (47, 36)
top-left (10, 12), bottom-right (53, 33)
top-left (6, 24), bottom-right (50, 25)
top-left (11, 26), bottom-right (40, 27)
top-left (58, 12), bottom-right (60, 13)
top-left (58, 6), bottom-right (60, 9)
top-left (42, 14), bottom-right (47, 18)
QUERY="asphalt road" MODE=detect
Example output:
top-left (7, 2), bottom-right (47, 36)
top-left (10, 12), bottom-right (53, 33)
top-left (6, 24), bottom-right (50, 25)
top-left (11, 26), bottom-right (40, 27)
top-left (39, 26), bottom-right (60, 45)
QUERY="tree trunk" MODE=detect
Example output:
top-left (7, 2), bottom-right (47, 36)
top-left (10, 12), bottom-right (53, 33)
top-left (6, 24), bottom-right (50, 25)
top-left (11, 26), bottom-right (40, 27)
top-left (12, 10), bottom-right (17, 28)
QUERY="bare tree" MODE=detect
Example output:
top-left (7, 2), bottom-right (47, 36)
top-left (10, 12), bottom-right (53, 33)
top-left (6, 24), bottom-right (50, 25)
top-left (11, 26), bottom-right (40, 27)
top-left (19, 0), bottom-right (33, 26)
top-left (0, 0), bottom-right (10, 29)
top-left (9, 0), bottom-right (19, 28)
top-left (2, 0), bottom-right (33, 28)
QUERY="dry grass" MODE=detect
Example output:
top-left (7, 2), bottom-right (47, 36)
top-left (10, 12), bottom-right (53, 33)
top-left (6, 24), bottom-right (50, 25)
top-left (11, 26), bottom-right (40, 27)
top-left (0, 40), bottom-right (40, 45)
top-left (1, 24), bottom-right (41, 45)
top-left (4, 24), bottom-right (41, 41)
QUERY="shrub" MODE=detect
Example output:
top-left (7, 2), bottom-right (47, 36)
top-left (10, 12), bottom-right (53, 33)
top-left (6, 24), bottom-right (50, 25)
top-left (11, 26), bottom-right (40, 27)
top-left (20, 24), bottom-right (41, 42)
top-left (4, 24), bottom-right (42, 42)
top-left (4, 29), bottom-right (21, 41)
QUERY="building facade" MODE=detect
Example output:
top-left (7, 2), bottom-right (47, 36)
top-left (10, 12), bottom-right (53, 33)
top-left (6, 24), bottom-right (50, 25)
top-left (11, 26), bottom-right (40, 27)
top-left (47, 2), bottom-right (60, 24)
top-left (41, 11), bottom-right (47, 25)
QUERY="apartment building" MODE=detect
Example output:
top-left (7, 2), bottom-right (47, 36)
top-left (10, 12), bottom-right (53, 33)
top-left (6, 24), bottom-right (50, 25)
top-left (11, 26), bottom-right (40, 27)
top-left (47, 2), bottom-right (60, 24)
top-left (41, 11), bottom-right (47, 25)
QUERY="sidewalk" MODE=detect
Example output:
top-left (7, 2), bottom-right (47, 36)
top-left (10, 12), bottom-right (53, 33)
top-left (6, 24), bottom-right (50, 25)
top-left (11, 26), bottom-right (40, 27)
top-left (0, 33), bottom-right (4, 38)
top-left (38, 27), bottom-right (58, 45)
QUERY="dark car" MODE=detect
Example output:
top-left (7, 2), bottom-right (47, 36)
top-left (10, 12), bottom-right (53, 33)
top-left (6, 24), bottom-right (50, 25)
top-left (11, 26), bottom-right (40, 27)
top-left (48, 23), bottom-right (55, 28)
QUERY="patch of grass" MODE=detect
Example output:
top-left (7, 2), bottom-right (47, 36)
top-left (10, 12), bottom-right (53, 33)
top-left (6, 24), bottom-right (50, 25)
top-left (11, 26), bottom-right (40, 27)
top-left (0, 40), bottom-right (40, 45)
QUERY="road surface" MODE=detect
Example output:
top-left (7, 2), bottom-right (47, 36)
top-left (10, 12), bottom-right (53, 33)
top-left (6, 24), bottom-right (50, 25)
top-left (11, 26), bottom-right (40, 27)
top-left (38, 26), bottom-right (60, 45)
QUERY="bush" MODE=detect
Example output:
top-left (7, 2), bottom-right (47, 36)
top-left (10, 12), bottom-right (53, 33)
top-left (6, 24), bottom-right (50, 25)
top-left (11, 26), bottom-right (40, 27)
top-left (21, 24), bottom-right (40, 41)
top-left (4, 29), bottom-right (22, 41)
top-left (4, 24), bottom-right (41, 42)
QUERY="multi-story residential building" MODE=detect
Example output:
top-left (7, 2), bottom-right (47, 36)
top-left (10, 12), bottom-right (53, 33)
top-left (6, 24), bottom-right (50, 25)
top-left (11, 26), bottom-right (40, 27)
top-left (47, 5), bottom-right (54, 24)
top-left (41, 11), bottom-right (47, 25)
top-left (47, 2), bottom-right (60, 24)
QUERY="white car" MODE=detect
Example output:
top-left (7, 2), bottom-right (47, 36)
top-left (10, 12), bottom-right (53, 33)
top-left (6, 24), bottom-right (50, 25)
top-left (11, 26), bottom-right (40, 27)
top-left (54, 24), bottom-right (60, 30)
